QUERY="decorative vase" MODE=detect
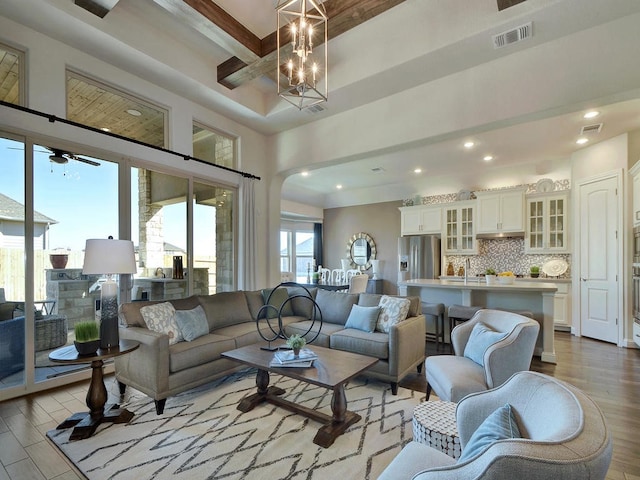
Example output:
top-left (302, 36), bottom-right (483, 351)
top-left (74, 339), bottom-right (100, 356)
top-left (50, 254), bottom-right (69, 269)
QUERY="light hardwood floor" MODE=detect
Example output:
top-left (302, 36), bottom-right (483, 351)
top-left (1, 332), bottom-right (639, 479)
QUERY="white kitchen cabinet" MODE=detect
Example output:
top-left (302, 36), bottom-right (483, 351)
top-left (551, 281), bottom-right (572, 330)
top-left (631, 162), bottom-right (640, 226)
top-left (400, 205), bottom-right (442, 235)
top-left (442, 201), bottom-right (477, 254)
top-left (525, 192), bottom-right (570, 253)
top-left (476, 188), bottom-right (526, 234)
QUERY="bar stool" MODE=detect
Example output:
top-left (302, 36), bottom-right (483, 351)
top-left (447, 305), bottom-right (483, 352)
top-left (422, 302), bottom-right (445, 351)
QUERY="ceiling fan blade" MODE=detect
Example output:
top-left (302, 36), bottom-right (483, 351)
top-left (73, 156), bottom-right (101, 167)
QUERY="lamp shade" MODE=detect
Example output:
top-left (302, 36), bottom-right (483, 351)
top-left (82, 238), bottom-right (136, 275)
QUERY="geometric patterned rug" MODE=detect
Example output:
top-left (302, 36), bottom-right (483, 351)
top-left (47, 368), bottom-right (426, 479)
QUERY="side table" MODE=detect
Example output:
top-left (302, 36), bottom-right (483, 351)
top-left (412, 400), bottom-right (461, 459)
top-left (49, 339), bottom-right (139, 440)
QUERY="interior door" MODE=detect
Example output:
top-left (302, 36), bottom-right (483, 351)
top-left (579, 175), bottom-right (619, 344)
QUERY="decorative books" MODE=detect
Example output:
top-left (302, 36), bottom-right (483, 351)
top-left (269, 348), bottom-right (317, 368)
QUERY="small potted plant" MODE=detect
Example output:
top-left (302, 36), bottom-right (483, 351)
top-left (530, 265), bottom-right (540, 278)
top-left (286, 334), bottom-right (306, 357)
top-left (74, 321), bottom-right (101, 356)
top-left (312, 271), bottom-right (320, 284)
top-left (485, 268), bottom-right (497, 285)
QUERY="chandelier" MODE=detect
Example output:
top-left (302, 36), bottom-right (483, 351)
top-left (277, 0), bottom-right (328, 110)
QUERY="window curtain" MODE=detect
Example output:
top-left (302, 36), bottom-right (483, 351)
top-left (313, 223), bottom-right (323, 268)
top-left (240, 177), bottom-right (257, 290)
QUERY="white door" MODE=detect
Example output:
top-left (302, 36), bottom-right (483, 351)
top-left (579, 175), bottom-right (619, 344)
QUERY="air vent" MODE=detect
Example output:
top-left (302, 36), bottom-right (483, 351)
top-left (304, 104), bottom-right (326, 114)
top-left (580, 123), bottom-right (603, 135)
top-left (371, 167), bottom-right (385, 173)
top-left (493, 21), bottom-right (533, 49)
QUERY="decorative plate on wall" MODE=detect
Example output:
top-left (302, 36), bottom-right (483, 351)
top-left (542, 259), bottom-right (568, 277)
top-left (457, 189), bottom-right (473, 201)
top-left (536, 178), bottom-right (555, 193)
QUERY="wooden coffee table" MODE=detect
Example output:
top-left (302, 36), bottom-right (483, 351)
top-left (49, 340), bottom-right (139, 440)
top-left (222, 344), bottom-right (378, 448)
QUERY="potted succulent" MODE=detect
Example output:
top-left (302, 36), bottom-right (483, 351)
top-left (485, 268), bottom-right (497, 285)
top-left (286, 333), bottom-right (306, 357)
top-left (74, 321), bottom-right (101, 356)
top-left (530, 265), bottom-right (540, 278)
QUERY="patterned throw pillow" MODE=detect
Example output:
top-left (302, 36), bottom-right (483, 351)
top-left (376, 295), bottom-right (411, 333)
top-left (140, 302), bottom-right (183, 345)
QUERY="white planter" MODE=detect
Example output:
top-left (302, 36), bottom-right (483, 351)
top-left (485, 275), bottom-right (497, 285)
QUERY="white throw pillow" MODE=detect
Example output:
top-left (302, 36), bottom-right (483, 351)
top-left (140, 302), bottom-right (183, 345)
top-left (376, 295), bottom-right (411, 333)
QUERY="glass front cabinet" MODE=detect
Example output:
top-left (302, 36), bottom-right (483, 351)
top-left (443, 201), bottom-right (477, 255)
top-left (525, 192), bottom-right (570, 253)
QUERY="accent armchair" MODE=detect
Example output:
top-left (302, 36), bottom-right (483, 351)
top-left (378, 371), bottom-right (612, 479)
top-left (426, 309), bottom-right (539, 402)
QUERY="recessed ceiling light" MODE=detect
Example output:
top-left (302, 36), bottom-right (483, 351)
top-left (464, 141), bottom-right (475, 149)
top-left (126, 109), bottom-right (142, 116)
top-left (483, 155), bottom-right (493, 161)
top-left (101, 127), bottom-right (111, 132)
top-left (414, 168), bottom-right (422, 174)
top-left (583, 111), bottom-right (600, 119)
top-left (336, 184), bottom-right (343, 189)
top-left (301, 171), bottom-right (309, 176)
top-left (576, 137), bottom-right (589, 145)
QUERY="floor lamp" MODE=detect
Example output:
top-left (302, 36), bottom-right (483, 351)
top-left (82, 237), bottom-right (136, 349)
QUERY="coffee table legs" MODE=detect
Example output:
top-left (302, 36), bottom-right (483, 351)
top-left (238, 370), bottom-right (361, 448)
top-left (56, 359), bottom-right (135, 440)
top-left (313, 384), bottom-right (361, 448)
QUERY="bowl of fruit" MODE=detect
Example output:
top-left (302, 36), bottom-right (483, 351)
top-left (497, 271), bottom-right (515, 285)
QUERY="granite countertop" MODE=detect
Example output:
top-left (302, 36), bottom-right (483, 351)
top-left (439, 275), bottom-right (572, 283)
top-left (399, 278), bottom-right (558, 292)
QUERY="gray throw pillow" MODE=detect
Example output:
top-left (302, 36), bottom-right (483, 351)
top-left (175, 305), bottom-right (209, 341)
top-left (345, 304), bottom-right (381, 333)
top-left (261, 288), bottom-right (294, 319)
top-left (463, 322), bottom-right (508, 366)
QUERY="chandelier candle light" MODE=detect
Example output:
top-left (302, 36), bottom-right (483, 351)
top-left (82, 237), bottom-right (137, 349)
top-left (277, 0), bottom-right (328, 110)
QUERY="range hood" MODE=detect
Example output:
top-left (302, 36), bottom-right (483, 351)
top-left (476, 231), bottom-right (525, 239)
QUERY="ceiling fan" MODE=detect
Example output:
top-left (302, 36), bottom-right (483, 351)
top-left (47, 148), bottom-right (101, 166)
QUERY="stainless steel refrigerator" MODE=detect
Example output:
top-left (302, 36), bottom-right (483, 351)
top-left (398, 235), bottom-right (441, 282)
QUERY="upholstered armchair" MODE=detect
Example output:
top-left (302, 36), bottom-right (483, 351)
top-left (378, 371), bottom-right (612, 480)
top-left (426, 309), bottom-right (539, 402)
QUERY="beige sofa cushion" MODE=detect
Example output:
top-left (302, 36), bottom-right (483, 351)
top-left (198, 291), bottom-right (253, 330)
top-left (330, 328), bottom-right (389, 359)
top-left (169, 333), bottom-right (236, 373)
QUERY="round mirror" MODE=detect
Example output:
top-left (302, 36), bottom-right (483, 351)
top-left (346, 233), bottom-right (376, 271)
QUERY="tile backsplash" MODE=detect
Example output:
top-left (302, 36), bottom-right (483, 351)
top-left (445, 238), bottom-right (571, 278)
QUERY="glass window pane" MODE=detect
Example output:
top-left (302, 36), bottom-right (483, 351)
top-left (193, 122), bottom-right (236, 168)
top-left (67, 70), bottom-right (167, 147)
top-left (0, 135), bottom-right (26, 389)
top-left (34, 144), bottom-right (118, 382)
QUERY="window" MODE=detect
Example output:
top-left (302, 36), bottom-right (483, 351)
top-left (192, 122), bottom-right (236, 168)
top-left (0, 43), bottom-right (25, 105)
top-left (281, 222), bottom-right (315, 283)
top-left (66, 70), bottom-right (168, 147)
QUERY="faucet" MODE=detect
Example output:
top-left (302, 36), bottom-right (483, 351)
top-left (464, 258), bottom-right (470, 284)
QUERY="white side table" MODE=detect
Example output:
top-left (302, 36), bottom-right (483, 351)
top-left (412, 400), bottom-right (461, 459)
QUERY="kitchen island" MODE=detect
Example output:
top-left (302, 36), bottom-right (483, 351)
top-left (398, 278), bottom-right (558, 363)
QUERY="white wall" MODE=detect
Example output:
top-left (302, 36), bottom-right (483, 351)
top-left (0, 15), bottom-right (272, 288)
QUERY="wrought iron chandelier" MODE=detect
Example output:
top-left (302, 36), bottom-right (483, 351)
top-left (277, 0), bottom-right (328, 110)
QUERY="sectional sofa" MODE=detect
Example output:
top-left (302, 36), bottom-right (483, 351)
top-left (116, 286), bottom-right (426, 414)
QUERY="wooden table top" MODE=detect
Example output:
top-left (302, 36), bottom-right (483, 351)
top-left (49, 339), bottom-right (140, 364)
top-left (222, 343), bottom-right (378, 389)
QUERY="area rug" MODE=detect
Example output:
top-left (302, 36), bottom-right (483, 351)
top-left (47, 369), bottom-right (425, 479)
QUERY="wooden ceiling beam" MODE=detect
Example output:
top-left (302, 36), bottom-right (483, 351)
top-left (496, 0), bottom-right (527, 11)
top-left (217, 0), bottom-right (407, 90)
